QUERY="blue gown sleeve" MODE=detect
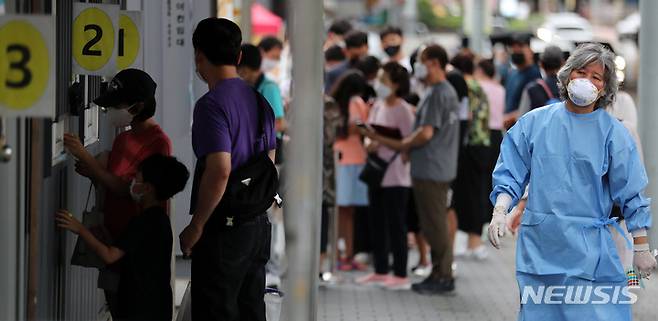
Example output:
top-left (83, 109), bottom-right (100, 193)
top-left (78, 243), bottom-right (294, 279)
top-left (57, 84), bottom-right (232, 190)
top-left (609, 135), bottom-right (652, 232)
top-left (490, 120), bottom-right (532, 210)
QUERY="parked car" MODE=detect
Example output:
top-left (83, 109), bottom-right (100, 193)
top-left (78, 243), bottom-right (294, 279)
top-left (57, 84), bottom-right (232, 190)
top-left (616, 12), bottom-right (639, 42)
top-left (536, 12), bottom-right (594, 44)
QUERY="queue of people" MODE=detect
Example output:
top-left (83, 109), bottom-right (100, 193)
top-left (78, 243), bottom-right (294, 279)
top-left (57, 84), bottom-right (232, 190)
top-left (320, 20), bottom-right (506, 295)
top-left (321, 19), bottom-right (656, 303)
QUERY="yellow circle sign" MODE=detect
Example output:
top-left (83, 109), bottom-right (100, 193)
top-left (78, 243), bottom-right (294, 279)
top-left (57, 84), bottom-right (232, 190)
top-left (73, 7), bottom-right (115, 71)
top-left (117, 14), bottom-right (140, 70)
top-left (0, 20), bottom-right (50, 109)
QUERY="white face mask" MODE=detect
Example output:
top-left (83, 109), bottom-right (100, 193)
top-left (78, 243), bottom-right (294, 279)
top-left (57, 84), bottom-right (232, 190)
top-left (567, 78), bottom-right (600, 107)
top-left (375, 82), bottom-right (393, 98)
top-left (195, 68), bottom-right (207, 83)
top-left (129, 179), bottom-right (144, 202)
top-left (108, 107), bottom-right (134, 128)
top-left (261, 58), bottom-right (279, 72)
top-left (414, 62), bottom-right (428, 80)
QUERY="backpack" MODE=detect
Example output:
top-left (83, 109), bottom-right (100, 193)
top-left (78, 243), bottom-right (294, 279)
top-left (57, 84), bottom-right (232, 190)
top-left (189, 90), bottom-right (280, 228)
top-left (536, 79), bottom-right (561, 105)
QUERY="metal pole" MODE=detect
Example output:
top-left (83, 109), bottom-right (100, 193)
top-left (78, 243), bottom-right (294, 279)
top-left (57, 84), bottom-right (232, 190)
top-left (638, 0), bottom-right (658, 251)
top-left (471, 0), bottom-right (484, 55)
top-left (283, 0), bottom-right (323, 320)
top-left (241, 0), bottom-right (252, 42)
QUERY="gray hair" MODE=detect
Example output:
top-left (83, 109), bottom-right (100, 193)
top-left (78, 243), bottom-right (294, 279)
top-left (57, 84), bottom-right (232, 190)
top-left (557, 43), bottom-right (618, 109)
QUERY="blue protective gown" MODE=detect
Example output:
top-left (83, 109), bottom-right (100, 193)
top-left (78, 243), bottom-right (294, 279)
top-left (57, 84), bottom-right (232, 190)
top-left (491, 102), bottom-right (652, 321)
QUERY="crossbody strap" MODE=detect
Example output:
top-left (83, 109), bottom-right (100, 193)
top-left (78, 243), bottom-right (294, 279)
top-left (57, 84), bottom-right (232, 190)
top-left (389, 152), bottom-right (400, 163)
top-left (84, 183), bottom-right (93, 212)
top-left (536, 79), bottom-right (555, 99)
top-left (252, 89), bottom-right (270, 153)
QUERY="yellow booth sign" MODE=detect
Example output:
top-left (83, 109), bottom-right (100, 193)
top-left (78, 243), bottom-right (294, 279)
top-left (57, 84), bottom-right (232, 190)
top-left (72, 3), bottom-right (119, 76)
top-left (0, 15), bottom-right (55, 117)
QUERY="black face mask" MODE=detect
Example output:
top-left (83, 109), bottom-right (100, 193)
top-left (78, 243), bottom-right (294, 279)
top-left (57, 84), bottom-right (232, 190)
top-left (511, 53), bottom-right (526, 66)
top-left (384, 45), bottom-right (401, 57)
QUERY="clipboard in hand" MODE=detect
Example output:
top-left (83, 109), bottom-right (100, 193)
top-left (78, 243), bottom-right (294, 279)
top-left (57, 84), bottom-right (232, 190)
top-left (370, 124), bottom-right (402, 139)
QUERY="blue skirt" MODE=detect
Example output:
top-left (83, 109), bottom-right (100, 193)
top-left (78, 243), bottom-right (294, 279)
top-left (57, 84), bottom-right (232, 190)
top-left (335, 164), bottom-right (369, 206)
top-left (516, 272), bottom-right (632, 321)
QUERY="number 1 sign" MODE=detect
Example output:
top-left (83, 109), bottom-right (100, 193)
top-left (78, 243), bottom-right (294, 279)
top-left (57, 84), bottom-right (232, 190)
top-left (72, 3), bottom-right (119, 76)
top-left (0, 15), bottom-right (55, 117)
top-left (118, 11), bottom-right (143, 70)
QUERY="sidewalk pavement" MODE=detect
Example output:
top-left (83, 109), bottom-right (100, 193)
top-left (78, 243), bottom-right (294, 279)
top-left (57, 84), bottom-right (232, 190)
top-left (317, 234), bottom-right (658, 321)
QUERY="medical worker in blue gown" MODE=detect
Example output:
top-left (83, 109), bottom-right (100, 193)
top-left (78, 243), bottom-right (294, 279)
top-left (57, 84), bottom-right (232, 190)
top-left (488, 43), bottom-right (657, 321)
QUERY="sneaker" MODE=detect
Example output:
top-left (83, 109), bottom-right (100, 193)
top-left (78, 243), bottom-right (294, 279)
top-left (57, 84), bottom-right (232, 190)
top-left (265, 273), bottom-right (281, 289)
top-left (351, 260), bottom-right (369, 271)
top-left (453, 248), bottom-right (470, 258)
top-left (411, 264), bottom-right (431, 277)
top-left (411, 277), bottom-right (455, 295)
top-left (436, 278), bottom-right (456, 293)
top-left (353, 252), bottom-right (371, 265)
top-left (470, 245), bottom-right (489, 261)
top-left (383, 276), bottom-right (411, 290)
top-left (319, 272), bottom-right (333, 282)
top-left (356, 273), bottom-right (389, 285)
top-left (411, 276), bottom-right (440, 295)
top-left (337, 258), bottom-right (353, 271)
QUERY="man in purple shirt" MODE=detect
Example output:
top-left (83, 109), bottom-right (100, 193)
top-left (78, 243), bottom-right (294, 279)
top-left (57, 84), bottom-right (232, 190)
top-left (179, 18), bottom-right (276, 321)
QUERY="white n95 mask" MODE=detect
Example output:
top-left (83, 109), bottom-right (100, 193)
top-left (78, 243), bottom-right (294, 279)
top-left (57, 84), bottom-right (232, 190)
top-left (567, 78), bottom-right (600, 107)
top-left (129, 179), bottom-right (144, 202)
top-left (261, 58), bottom-right (279, 72)
top-left (375, 82), bottom-right (393, 98)
top-left (108, 107), bottom-right (134, 128)
top-left (414, 62), bottom-right (428, 80)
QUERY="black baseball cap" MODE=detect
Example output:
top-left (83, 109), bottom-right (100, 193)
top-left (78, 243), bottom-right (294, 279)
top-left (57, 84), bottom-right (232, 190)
top-left (93, 68), bottom-right (157, 108)
top-left (509, 33), bottom-right (532, 46)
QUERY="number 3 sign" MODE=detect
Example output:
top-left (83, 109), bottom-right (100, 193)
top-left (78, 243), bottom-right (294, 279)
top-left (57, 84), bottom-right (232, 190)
top-left (0, 15), bottom-right (55, 117)
top-left (72, 3), bottom-right (119, 76)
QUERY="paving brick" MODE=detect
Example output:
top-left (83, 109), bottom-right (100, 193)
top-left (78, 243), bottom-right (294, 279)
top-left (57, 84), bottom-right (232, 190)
top-left (316, 236), bottom-right (658, 321)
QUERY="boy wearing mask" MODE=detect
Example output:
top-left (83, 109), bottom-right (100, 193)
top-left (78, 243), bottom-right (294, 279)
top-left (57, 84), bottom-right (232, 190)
top-left (57, 154), bottom-right (189, 321)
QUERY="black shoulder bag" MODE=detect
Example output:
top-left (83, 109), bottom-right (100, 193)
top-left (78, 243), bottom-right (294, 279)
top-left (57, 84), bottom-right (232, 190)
top-left (359, 152), bottom-right (399, 188)
top-left (190, 90), bottom-right (280, 228)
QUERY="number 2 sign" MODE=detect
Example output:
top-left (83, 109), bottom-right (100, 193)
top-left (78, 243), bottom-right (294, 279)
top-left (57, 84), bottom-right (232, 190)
top-left (0, 15), bottom-right (55, 117)
top-left (72, 3), bottom-right (118, 76)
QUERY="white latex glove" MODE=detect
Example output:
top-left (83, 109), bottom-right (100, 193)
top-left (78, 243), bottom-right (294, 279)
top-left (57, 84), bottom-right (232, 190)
top-left (634, 243), bottom-right (657, 278)
top-left (488, 206), bottom-right (508, 249)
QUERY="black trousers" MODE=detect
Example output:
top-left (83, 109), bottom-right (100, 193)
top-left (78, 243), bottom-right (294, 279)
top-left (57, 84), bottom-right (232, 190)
top-left (191, 215), bottom-right (271, 321)
top-left (353, 206), bottom-right (372, 254)
top-left (368, 187), bottom-right (410, 277)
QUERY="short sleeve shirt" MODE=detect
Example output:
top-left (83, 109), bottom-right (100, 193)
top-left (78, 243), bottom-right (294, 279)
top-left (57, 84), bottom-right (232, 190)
top-left (480, 80), bottom-right (506, 130)
top-left (257, 76), bottom-right (285, 120)
top-left (104, 125), bottom-right (171, 238)
top-left (333, 96), bottom-right (369, 165)
top-left (115, 206), bottom-right (173, 321)
top-left (505, 65), bottom-right (542, 113)
top-left (192, 78), bottom-right (277, 170)
top-left (410, 81), bottom-right (460, 182)
top-left (367, 99), bottom-right (415, 187)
